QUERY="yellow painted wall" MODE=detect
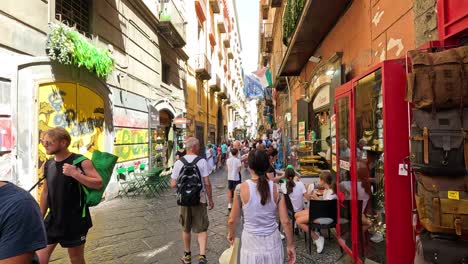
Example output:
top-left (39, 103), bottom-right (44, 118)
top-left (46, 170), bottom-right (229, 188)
top-left (37, 82), bottom-right (105, 195)
top-left (185, 71), bottom-right (220, 144)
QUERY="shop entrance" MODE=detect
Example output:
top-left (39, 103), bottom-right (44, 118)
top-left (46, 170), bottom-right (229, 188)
top-left (155, 110), bottom-right (174, 167)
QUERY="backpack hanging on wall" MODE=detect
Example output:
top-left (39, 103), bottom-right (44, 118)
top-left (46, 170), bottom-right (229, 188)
top-left (415, 172), bottom-right (468, 236)
top-left (407, 46), bottom-right (468, 110)
top-left (419, 230), bottom-right (468, 263)
top-left (410, 108), bottom-right (468, 176)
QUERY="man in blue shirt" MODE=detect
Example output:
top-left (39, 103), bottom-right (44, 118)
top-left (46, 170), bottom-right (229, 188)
top-left (0, 181), bottom-right (47, 263)
top-left (221, 142), bottom-right (228, 166)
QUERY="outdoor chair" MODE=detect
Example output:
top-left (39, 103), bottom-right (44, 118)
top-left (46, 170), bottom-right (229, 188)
top-left (305, 199), bottom-right (337, 254)
top-left (141, 167), bottom-right (165, 198)
top-left (116, 166), bottom-right (139, 198)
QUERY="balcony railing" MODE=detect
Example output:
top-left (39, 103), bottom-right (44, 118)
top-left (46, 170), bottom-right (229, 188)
top-left (218, 84), bottom-right (227, 99)
top-left (194, 54), bottom-right (211, 80)
top-left (262, 23), bottom-right (273, 53)
top-left (223, 36), bottom-right (230, 48)
top-left (209, 0), bottom-right (221, 14)
top-left (270, 0), bottom-right (282, 8)
top-left (157, 0), bottom-right (186, 48)
top-left (217, 16), bottom-right (227, 33)
top-left (209, 74), bottom-right (221, 92)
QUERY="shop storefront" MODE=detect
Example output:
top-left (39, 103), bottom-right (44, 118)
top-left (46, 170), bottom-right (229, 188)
top-left (154, 109), bottom-right (173, 167)
top-left (294, 54), bottom-right (342, 178)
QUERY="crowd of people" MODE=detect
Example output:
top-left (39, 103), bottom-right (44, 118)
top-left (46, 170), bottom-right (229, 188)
top-left (171, 137), bottom-right (340, 264)
top-left (1, 132), bottom-right (338, 264)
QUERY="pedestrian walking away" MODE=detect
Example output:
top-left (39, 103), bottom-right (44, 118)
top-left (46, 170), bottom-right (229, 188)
top-left (0, 181), bottom-right (47, 264)
top-left (226, 148), bottom-right (242, 213)
top-left (227, 149), bottom-right (296, 264)
top-left (36, 127), bottom-right (103, 264)
top-left (171, 137), bottom-right (214, 264)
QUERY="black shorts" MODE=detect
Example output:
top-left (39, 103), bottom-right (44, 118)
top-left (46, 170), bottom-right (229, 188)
top-left (228, 180), bottom-right (241, 190)
top-left (47, 232), bottom-right (87, 248)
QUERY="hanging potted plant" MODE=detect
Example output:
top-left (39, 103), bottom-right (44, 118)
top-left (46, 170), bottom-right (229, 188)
top-left (46, 23), bottom-right (114, 79)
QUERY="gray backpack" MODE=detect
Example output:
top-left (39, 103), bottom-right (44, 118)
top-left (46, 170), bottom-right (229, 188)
top-left (410, 108), bottom-right (468, 176)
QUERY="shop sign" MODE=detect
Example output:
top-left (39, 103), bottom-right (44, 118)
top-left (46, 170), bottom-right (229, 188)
top-left (148, 105), bottom-right (160, 128)
top-left (339, 160), bottom-right (350, 171)
top-left (313, 85), bottom-right (330, 110)
top-left (173, 118), bottom-right (190, 125)
top-left (298, 121), bottom-right (306, 143)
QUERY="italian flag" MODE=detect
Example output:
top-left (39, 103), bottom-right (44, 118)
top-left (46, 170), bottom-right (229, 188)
top-left (252, 67), bottom-right (273, 88)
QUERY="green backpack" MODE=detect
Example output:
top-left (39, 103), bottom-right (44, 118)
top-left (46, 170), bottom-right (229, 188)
top-left (73, 150), bottom-right (119, 208)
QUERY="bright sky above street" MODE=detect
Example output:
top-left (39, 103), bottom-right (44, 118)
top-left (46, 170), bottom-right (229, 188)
top-left (236, 0), bottom-right (259, 74)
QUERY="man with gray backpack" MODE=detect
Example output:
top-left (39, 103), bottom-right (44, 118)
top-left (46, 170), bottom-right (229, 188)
top-left (171, 137), bottom-right (214, 264)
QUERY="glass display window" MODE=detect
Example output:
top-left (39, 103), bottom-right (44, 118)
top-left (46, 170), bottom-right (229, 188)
top-left (354, 69), bottom-right (386, 263)
top-left (336, 96), bottom-right (354, 252)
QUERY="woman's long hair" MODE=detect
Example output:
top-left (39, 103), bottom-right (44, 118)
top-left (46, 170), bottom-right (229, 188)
top-left (248, 149), bottom-right (271, 205)
top-left (285, 168), bottom-right (296, 195)
top-left (320, 170), bottom-right (336, 194)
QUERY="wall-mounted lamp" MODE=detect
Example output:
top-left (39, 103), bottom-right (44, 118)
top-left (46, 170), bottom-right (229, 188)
top-left (308, 55), bottom-right (321, 63)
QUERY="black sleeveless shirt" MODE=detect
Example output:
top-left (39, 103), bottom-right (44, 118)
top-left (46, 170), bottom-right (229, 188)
top-left (44, 153), bottom-right (92, 237)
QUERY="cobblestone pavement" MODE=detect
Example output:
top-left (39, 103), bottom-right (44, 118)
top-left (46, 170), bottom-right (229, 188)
top-left (50, 168), bottom-right (348, 264)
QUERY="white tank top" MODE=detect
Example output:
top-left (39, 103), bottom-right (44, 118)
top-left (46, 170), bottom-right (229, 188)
top-left (243, 179), bottom-right (278, 236)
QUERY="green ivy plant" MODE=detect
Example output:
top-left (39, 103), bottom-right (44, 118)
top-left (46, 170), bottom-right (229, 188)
top-left (283, 0), bottom-right (306, 45)
top-left (47, 23), bottom-right (114, 79)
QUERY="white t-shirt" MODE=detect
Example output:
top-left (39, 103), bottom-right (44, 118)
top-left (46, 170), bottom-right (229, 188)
top-left (322, 189), bottom-right (337, 200)
top-left (226, 157), bottom-right (241, 181)
top-left (171, 154), bottom-right (209, 203)
top-left (288, 181), bottom-right (307, 212)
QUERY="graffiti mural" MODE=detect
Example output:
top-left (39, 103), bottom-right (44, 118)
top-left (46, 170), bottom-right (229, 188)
top-left (114, 128), bottom-right (149, 162)
top-left (115, 128), bottom-right (148, 144)
top-left (37, 83), bottom-right (105, 194)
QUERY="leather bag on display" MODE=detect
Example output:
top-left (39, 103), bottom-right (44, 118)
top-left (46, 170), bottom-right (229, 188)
top-left (419, 230), bottom-right (468, 263)
top-left (407, 46), bottom-right (468, 110)
top-left (415, 172), bottom-right (468, 236)
top-left (410, 108), bottom-right (468, 176)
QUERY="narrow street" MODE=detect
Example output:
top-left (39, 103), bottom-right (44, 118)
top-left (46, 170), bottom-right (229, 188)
top-left (49, 168), bottom-right (345, 264)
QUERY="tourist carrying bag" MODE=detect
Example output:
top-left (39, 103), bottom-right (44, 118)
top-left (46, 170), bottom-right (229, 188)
top-left (176, 156), bottom-right (203, 206)
top-left (407, 46), bottom-right (468, 110)
top-left (73, 150), bottom-right (119, 207)
top-left (415, 172), bottom-right (468, 236)
top-left (410, 108), bottom-right (468, 176)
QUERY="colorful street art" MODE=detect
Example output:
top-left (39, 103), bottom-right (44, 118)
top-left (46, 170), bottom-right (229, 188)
top-left (114, 128), bottom-right (150, 162)
top-left (37, 83), bottom-right (105, 195)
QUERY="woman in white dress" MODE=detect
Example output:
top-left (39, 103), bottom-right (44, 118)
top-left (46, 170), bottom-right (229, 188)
top-left (227, 150), bottom-right (296, 264)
